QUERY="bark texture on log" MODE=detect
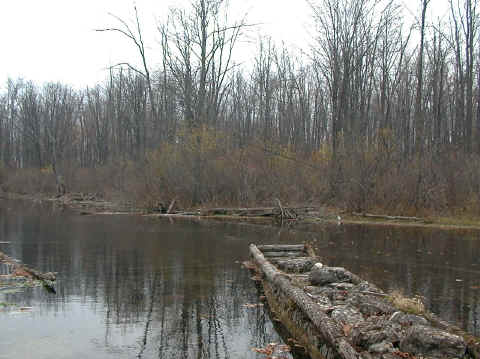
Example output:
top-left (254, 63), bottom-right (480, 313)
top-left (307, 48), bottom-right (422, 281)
top-left (262, 251), bottom-right (306, 258)
top-left (270, 257), bottom-right (316, 273)
top-left (257, 244), bottom-right (306, 252)
top-left (400, 325), bottom-right (467, 358)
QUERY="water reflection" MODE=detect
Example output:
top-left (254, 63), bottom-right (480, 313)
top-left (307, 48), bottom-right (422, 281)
top-left (0, 200), bottom-right (479, 359)
top-left (310, 224), bottom-right (480, 335)
top-left (0, 201), bottom-right (290, 359)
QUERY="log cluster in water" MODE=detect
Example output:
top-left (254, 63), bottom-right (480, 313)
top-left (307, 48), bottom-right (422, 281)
top-left (249, 243), bottom-right (480, 359)
top-left (0, 251), bottom-right (56, 293)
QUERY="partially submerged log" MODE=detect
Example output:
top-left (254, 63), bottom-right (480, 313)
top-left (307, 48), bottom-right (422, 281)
top-left (199, 206), bottom-right (316, 218)
top-left (0, 251), bottom-right (56, 293)
top-left (149, 206), bottom-right (334, 226)
top-left (250, 244), bottom-right (360, 359)
top-left (249, 243), bottom-right (478, 359)
top-left (262, 251), bottom-right (306, 258)
top-left (352, 212), bottom-right (425, 222)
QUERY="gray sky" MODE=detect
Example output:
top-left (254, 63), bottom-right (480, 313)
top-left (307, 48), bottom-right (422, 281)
top-left (0, 0), bottom-right (449, 89)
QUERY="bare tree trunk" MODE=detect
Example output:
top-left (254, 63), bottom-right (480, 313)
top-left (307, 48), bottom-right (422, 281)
top-left (414, 0), bottom-right (430, 156)
top-left (463, 0), bottom-right (477, 152)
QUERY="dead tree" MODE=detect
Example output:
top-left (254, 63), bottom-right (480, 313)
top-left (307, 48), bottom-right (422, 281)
top-left (96, 6), bottom-right (156, 157)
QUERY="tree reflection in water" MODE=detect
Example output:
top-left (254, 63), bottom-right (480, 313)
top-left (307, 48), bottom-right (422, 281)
top-left (0, 200), bottom-right (479, 359)
top-left (0, 201), bottom-right (291, 358)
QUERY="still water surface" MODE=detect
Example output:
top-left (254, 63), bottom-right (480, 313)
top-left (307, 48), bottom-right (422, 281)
top-left (0, 200), bottom-right (479, 359)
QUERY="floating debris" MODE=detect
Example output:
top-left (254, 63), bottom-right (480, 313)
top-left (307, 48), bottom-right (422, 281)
top-left (0, 251), bottom-right (56, 294)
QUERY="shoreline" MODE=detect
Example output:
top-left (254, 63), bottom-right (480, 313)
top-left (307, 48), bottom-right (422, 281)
top-left (3, 191), bottom-right (480, 233)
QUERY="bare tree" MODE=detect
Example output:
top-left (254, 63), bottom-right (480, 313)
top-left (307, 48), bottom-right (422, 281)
top-left (42, 83), bottom-right (76, 194)
top-left (449, 0), bottom-right (479, 152)
top-left (160, 0), bottom-right (247, 128)
top-left (414, 0), bottom-right (431, 155)
top-left (97, 6), bottom-right (156, 155)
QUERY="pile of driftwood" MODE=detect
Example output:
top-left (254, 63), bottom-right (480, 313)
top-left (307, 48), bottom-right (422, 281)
top-left (0, 251), bottom-right (56, 293)
top-left (147, 200), bottom-right (435, 227)
top-left (147, 197), bottom-right (320, 224)
top-left (199, 203), bottom-right (316, 224)
top-left (249, 243), bottom-right (480, 359)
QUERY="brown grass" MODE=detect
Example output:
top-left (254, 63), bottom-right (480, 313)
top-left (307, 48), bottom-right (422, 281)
top-left (3, 129), bottom-right (480, 220)
top-left (387, 290), bottom-right (426, 315)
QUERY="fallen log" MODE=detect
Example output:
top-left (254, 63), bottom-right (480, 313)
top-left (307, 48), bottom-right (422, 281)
top-left (145, 212), bottom-right (200, 218)
top-left (250, 244), bottom-right (360, 359)
top-left (200, 207), bottom-right (274, 216)
top-left (352, 212), bottom-right (425, 222)
top-left (199, 206), bottom-right (316, 217)
top-left (262, 251), bottom-right (306, 258)
top-left (270, 257), bottom-right (317, 273)
top-left (257, 244), bottom-right (306, 252)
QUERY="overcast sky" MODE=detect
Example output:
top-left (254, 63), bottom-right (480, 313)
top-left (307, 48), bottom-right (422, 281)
top-left (0, 0), bottom-right (449, 89)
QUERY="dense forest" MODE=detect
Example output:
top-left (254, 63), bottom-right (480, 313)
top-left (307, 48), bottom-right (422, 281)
top-left (1, 0), bottom-right (480, 215)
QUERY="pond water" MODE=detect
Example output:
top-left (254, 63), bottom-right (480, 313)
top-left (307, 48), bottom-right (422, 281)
top-left (0, 200), bottom-right (479, 359)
